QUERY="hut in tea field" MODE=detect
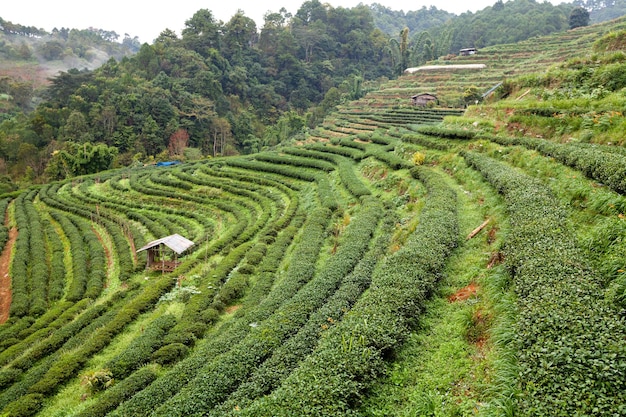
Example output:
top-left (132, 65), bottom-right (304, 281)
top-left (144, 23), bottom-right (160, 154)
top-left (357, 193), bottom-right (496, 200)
top-left (411, 93), bottom-right (439, 107)
top-left (137, 234), bottom-right (194, 272)
top-left (459, 47), bottom-right (477, 56)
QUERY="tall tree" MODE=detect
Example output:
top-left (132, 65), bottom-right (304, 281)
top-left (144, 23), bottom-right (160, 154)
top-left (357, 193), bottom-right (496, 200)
top-left (181, 9), bottom-right (223, 57)
top-left (570, 6), bottom-right (591, 28)
top-left (223, 10), bottom-right (258, 64)
top-left (168, 128), bottom-right (189, 157)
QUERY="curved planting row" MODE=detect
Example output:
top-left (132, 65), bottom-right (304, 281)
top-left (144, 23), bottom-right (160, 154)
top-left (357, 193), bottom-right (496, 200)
top-left (152, 198), bottom-right (383, 416)
top-left (486, 134), bottom-right (626, 194)
top-left (0, 155), bottom-right (309, 416)
top-left (0, 113), bottom-right (476, 417)
top-left (463, 150), bottom-right (626, 416)
top-left (108, 203), bottom-right (330, 417)
top-left (222, 166), bottom-right (458, 416)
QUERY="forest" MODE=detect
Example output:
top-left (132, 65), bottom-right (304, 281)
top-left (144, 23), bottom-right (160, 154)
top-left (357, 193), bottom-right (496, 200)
top-left (0, 0), bottom-right (612, 192)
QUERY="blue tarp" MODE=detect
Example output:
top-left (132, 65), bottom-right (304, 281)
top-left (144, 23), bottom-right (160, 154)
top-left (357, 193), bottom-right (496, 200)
top-left (155, 161), bottom-right (182, 167)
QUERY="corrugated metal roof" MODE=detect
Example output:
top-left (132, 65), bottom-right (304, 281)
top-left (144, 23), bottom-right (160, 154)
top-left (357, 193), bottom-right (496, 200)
top-left (137, 234), bottom-right (194, 254)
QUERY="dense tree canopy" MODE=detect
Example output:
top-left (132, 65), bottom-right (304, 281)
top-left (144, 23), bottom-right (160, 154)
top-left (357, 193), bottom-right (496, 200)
top-left (432, 0), bottom-right (575, 52)
top-left (570, 6), bottom-right (592, 27)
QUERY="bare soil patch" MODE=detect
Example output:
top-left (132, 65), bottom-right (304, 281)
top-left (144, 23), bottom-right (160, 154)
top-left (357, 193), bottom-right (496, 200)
top-left (225, 304), bottom-right (242, 314)
top-left (0, 227), bottom-right (18, 324)
top-left (448, 282), bottom-right (479, 303)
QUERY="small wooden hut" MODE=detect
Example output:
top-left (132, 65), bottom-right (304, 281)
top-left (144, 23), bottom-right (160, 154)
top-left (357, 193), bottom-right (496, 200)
top-left (137, 234), bottom-right (194, 272)
top-left (411, 93), bottom-right (438, 107)
top-left (459, 47), bottom-right (477, 56)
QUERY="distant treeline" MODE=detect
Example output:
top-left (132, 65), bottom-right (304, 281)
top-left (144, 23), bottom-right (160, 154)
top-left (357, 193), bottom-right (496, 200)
top-left (0, 17), bottom-right (46, 37)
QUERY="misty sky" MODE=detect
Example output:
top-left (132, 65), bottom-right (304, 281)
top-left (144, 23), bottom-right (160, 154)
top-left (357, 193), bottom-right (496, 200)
top-left (2, 0), bottom-right (568, 43)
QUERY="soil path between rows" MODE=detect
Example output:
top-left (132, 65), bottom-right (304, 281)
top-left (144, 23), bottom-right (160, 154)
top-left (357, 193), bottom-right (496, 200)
top-left (0, 227), bottom-right (18, 324)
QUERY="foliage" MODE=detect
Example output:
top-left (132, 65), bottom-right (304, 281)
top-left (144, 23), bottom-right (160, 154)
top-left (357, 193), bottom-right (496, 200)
top-left (463, 151), bottom-right (626, 416)
top-left (569, 6), bottom-right (591, 28)
top-left (168, 129), bottom-right (189, 158)
top-left (81, 369), bottom-right (114, 394)
top-left (370, 4), bottom-right (455, 37)
top-left (488, 134), bottom-right (626, 194)
top-left (75, 367), bottom-right (158, 417)
top-left (429, 0), bottom-right (574, 52)
top-left (411, 151), bottom-right (425, 165)
top-left (45, 142), bottom-right (118, 180)
top-left (105, 314), bottom-right (177, 379)
top-left (593, 29), bottom-right (626, 52)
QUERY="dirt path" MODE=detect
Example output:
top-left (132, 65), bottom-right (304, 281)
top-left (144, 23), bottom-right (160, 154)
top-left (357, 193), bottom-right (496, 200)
top-left (0, 227), bottom-right (18, 324)
top-left (448, 282), bottom-right (479, 303)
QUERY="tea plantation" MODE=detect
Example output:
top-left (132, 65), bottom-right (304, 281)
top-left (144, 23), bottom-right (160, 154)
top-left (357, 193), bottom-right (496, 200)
top-left (1, 16), bottom-right (626, 417)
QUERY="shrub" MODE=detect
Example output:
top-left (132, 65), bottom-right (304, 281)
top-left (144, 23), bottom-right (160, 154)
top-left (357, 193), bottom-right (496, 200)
top-left (106, 314), bottom-right (176, 379)
top-left (412, 152), bottom-right (426, 165)
top-left (82, 369), bottom-right (114, 394)
top-left (1, 393), bottom-right (44, 417)
top-left (152, 343), bottom-right (189, 365)
top-left (75, 367), bottom-right (158, 417)
top-left (463, 151), bottom-right (626, 416)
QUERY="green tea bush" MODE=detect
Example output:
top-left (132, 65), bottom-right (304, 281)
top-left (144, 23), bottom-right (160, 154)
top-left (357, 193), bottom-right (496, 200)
top-left (44, 219), bottom-right (66, 301)
top-left (330, 137), bottom-right (368, 151)
top-left (0, 355), bottom-right (56, 413)
top-left (151, 343), bottom-right (189, 365)
top-left (23, 194), bottom-right (48, 316)
top-left (75, 367), bottom-right (158, 417)
top-left (0, 301), bottom-right (79, 367)
top-left (463, 151), bottom-right (626, 416)
top-left (0, 318), bottom-right (35, 351)
top-left (400, 132), bottom-right (452, 151)
top-left (7, 302), bottom-right (109, 373)
top-left (106, 314), bottom-right (176, 379)
top-left (1, 393), bottom-right (44, 417)
top-left (153, 200), bottom-right (382, 416)
top-left (337, 159), bottom-right (371, 198)
top-left (9, 192), bottom-right (31, 317)
top-left (413, 125), bottom-right (477, 140)
top-left (225, 158), bottom-right (319, 181)
top-left (366, 147), bottom-right (412, 170)
top-left (305, 143), bottom-right (365, 161)
top-left (316, 175), bottom-right (339, 211)
top-left (51, 212), bottom-right (88, 302)
top-left (0, 197), bottom-right (11, 251)
top-left (0, 367), bottom-right (21, 390)
top-left (488, 135), bottom-right (626, 194)
top-left (232, 167), bottom-right (458, 416)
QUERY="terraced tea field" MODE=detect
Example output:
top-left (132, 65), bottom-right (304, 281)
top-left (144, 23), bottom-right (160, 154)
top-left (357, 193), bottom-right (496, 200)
top-left (1, 17), bottom-right (626, 417)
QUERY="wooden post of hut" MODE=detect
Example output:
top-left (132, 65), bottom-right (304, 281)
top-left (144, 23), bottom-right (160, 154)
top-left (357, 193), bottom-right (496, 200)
top-left (136, 234), bottom-right (194, 273)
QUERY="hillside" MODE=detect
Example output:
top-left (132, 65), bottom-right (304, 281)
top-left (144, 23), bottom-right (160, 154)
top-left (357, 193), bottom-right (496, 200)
top-left (1, 16), bottom-right (626, 417)
top-left (0, 25), bottom-right (138, 115)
